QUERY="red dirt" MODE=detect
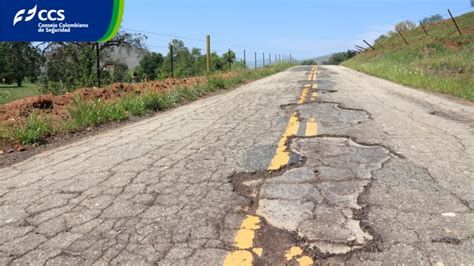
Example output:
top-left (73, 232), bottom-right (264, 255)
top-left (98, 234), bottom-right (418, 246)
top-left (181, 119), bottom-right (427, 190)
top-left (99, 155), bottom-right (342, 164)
top-left (0, 77), bottom-right (206, 126)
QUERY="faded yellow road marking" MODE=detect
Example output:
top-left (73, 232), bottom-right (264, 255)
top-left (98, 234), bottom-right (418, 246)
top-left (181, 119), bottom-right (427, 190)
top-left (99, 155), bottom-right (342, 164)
top-left (268, 112), bottom-right (300, 171)
top-left (252, 248), bottom-right (263, 257)
top-left (285, 246), bottom-right (303, 260)
top-left (224, 250), bottom-right (253, 266)
top-left (285, 246), bottom-right (314, 266)
top-left (297, 256), bottom-right (314, 266)
top-left (223, 215), bottom-right (262, 266)
top-left (298, 87), bottom-right (309, 104)
top-left (305, 118), bottom-right (318, 137)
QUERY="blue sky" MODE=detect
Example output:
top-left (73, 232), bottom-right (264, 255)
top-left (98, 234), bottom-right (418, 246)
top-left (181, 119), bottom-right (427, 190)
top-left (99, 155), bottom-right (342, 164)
top-left (122, 0), bottom-right (472, 60)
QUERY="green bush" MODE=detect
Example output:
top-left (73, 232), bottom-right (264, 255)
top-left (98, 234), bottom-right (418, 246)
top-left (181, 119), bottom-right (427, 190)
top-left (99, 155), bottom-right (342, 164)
top-left (14, 114), bottom-right (53, 145)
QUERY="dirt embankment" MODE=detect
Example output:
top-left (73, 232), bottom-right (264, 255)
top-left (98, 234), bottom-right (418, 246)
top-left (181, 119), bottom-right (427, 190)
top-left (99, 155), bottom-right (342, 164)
top-left (0, 77), bottom-right (206, 127)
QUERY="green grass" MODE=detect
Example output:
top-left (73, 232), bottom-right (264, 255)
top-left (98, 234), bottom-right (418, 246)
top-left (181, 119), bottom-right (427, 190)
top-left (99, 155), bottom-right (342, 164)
top-left (0, 83), bottom-right (42, 104)
top-left (66, 95), bottom-right (128, 130)
top-left (1, 63), bottom-right (294, 146)
top-left (343, 12), bottom-right (474, 101)
top-left (13, 114), bottom-right (53, 145)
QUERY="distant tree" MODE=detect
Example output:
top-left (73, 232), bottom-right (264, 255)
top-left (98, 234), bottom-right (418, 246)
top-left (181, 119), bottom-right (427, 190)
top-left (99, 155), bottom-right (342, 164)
top-left (137, 52), bottom-right (164, 80)
top-left (375, 34), bottom-right (389, 43)
top-left (0, 42), bottom-right (41, 87)
top-left (421, 14), bottom-right (443, 25)
top-left (395, 20), bottom-right (417, 32)
top-left (323, 52), bottom-right (354, 65)
top-left (300, 59), bottom-right (317, 65)
top-left (111, 61), bottom-right (129, 82)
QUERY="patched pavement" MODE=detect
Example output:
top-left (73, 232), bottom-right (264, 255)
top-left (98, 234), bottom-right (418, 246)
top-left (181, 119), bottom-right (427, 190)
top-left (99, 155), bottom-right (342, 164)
top-left (1, 66), bottom-right (473, 265)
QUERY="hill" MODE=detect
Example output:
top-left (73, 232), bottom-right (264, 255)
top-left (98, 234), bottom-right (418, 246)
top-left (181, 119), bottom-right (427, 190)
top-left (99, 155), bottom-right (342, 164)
top-left (343, 12), bottom-right (474, 101)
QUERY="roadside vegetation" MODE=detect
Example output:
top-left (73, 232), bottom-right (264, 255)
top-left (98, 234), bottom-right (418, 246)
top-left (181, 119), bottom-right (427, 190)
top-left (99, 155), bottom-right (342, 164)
top-left (343, 12), bottom-right (474, 101)
top-left (0, 63), bottom-right (293, 147)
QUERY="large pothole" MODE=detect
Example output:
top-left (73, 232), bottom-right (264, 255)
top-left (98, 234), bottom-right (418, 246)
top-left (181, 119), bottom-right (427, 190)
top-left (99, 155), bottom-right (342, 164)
top-left (235, 137), bottom-right (392, 259)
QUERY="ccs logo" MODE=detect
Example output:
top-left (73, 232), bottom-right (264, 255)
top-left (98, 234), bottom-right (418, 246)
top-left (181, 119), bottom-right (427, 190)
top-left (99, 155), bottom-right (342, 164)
top-left (13, 5), bottom-right (65, 26)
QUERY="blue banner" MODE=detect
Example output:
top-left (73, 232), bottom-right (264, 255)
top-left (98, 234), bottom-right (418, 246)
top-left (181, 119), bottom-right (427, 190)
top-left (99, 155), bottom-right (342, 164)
top-left (0, 0), bottom-right (124, 42)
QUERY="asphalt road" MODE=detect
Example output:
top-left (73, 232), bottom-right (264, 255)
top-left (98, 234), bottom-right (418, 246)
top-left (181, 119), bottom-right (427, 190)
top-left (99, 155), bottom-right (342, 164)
top-left (0, 66), bottom-right (473, 265)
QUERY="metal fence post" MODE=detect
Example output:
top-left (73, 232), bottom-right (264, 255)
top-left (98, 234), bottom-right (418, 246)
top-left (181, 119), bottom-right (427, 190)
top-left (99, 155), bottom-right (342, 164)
top-left (419, 21), bottom-right (429, 36)
top-left (448, 9), bottom-right (462, 35)
top-left (363, 40), bottom-right (375, 50)
top-left (397, 30), bottom-right (410, 46)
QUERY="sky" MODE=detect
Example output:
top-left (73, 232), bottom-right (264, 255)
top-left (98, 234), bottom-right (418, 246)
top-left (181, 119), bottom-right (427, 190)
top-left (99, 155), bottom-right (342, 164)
top-left (122, 0), bottom-right (472, 60)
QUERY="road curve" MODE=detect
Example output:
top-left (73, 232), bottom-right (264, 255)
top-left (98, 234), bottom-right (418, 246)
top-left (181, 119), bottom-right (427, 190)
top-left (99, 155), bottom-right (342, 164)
top-left (0, 66), bottom-right (473, 265)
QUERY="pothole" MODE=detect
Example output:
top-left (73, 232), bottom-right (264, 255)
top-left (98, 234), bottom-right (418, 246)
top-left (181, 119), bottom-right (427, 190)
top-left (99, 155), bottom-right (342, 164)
top-left (231, 136), bottom-right (393, 261)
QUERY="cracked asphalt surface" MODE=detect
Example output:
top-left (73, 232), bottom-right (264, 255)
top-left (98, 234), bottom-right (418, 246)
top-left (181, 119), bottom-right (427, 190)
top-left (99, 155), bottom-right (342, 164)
top-left (1, 66), bottom-right (473, 265)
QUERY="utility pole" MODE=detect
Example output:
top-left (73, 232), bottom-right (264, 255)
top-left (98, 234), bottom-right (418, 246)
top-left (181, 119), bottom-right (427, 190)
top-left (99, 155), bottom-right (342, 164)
top-left (96, 43), bottom-right (101, 88)
top-left (206, 35), bottom-right (211, 72)
top-left (243, 49), bottom-right (246, 68)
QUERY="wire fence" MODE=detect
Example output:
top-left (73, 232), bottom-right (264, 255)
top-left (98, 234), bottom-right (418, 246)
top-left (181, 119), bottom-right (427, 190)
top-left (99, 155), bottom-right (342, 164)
top-left (351, 6), bottom-right (473, 54)
top-left (122, 28), bottom-right (293, 70)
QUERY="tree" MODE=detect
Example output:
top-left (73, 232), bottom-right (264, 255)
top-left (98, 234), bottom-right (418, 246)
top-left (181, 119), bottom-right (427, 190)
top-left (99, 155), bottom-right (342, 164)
top-left (395, 20), bottom-right (416, 32)
top-left (322, 52), bottom-right (354, 65)
top-left (137, 52), bottom-right (164, 80)
top-left (375, 34), bottom-right (389, 43)
top-left (421, 14), bottom-right (443, 25)
top-left (0, 42), bottom-right (41, 87)
top-left (40, 31), bottom-right (145, 94)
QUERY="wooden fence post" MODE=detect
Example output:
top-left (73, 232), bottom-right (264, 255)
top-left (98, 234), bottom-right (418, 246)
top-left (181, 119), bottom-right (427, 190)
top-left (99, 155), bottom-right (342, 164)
top-left (243, 49), bottom-right (246, 68)
top-left (254, 52), bottom-right (257, 69)
top-left (169, 43), bottom-right (174, 78)
top-left (96, 43), bottom-right (101, 88)
top-left (206, 35), bottom-right (211, 72)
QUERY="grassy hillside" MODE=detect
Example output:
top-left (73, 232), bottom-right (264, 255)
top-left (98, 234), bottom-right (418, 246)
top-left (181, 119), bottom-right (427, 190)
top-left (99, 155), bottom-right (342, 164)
top-left (343, 12), bottom-right (474, 101)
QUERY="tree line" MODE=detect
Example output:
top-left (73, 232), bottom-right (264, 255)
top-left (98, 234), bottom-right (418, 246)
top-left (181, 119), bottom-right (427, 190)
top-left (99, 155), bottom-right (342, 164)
top-left (0, 31), bottom-right (240, 95)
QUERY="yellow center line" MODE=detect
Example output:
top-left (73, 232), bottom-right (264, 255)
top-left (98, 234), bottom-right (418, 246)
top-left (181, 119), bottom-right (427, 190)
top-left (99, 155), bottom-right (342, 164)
top-left (223, 215), bottom-right (263, 266)
top-left (268, 112), bottom-right (300, 171)
top-left (224, 65), bottom-right (319, 266)
top-left (298, 87), bottom-right (309, 104)
top-left (305, 118), bottom-right (318, 137)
